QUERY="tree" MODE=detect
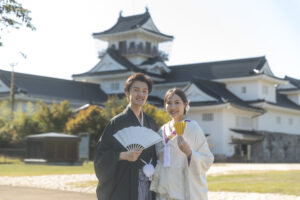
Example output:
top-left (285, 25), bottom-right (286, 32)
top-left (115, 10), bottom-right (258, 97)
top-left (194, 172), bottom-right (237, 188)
top-left (0, 0), bottom-right (35, 46)
top-left (143, 103), bottom-right (170, 127)
top-left (65, 105), bottom-right (107, 139)
top-left (33, 101), bottom-right (73, 133)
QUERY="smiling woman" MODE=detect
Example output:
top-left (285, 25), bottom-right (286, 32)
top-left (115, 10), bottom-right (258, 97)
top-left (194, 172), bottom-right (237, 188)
top-left (150, 88), bottom-right (214, 200)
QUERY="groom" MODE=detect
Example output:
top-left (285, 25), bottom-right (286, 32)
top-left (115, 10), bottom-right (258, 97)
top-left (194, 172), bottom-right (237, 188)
top-left (94, 72), bottom-right (158, 200)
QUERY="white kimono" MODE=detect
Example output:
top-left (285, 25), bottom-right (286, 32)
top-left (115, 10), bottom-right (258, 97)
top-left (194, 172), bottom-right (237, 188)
top-left (150, 120), bottom-right (214, 200)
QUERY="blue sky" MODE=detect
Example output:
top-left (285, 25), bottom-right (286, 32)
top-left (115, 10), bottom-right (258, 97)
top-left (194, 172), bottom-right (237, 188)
top-left (0, 0), bottom-right (299, 80)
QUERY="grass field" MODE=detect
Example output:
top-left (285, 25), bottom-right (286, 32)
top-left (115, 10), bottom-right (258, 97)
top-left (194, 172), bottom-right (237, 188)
top-left (208, 170), bottom-right (300, 196)
top-left (1, 156), bottom-right (300, 196)
top-left (66, 170), bottom-right (300, 196)
top-left (0, 156), bottom-right (94, 176)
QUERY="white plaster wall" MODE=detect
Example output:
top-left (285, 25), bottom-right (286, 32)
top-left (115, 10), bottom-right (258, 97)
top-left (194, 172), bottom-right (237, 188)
top-left (287, 93), bottom-right (300, 105)
top-left (222, 108), bottom-right (257, 157)
top-left (185, 84), bottom-right (217, 102)
top-left (258, 80), bottom-right (276, 103)
top-left (257, 109), bottom-right (300, 135)
top-left (226, 81), bottom-right (259, 101)
top-left (225, 80), bottom-right (276, 102)
top-left (98, 79), bottom-right (126, 94)
top-left (127, 56), bottom-right (148, 65)
top-left (186, 108), bottom-right (225, 156)
top-left (90, 55), bottom-right (126, 72)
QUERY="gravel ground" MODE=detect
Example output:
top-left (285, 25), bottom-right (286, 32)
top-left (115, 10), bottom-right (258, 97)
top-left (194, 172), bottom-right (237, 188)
top-left (1, 163), bottom-right (300, 199)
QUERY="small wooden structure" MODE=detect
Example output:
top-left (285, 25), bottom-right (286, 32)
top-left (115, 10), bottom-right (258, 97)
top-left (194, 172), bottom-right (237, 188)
top-left (25, 132), bottom-right (81, 165)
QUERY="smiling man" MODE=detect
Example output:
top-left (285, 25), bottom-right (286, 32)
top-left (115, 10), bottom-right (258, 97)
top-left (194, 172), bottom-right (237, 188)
top-left (94, 73), bottom-right (158, 200)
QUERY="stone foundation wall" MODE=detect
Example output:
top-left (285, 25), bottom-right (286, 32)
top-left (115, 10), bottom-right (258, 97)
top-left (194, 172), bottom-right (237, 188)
top-left (252, 132), bottom-right (300, 162)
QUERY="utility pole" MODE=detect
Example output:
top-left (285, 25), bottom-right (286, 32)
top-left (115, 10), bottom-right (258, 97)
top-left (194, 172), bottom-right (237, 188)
top-left (10, 63), bottom-right (16, 121)
top-left (9, 52), bottom-right (26, 121)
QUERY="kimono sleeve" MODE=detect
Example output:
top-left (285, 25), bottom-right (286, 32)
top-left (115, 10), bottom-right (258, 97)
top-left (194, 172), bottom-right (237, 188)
top-left (94, 120), bottom-right (121, 184)
top-left (188, 121), bottom-right (214, 175)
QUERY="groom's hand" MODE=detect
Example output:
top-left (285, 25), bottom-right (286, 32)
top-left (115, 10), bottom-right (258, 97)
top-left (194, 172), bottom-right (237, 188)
top-left (119, 149), bottom-right (143, 162)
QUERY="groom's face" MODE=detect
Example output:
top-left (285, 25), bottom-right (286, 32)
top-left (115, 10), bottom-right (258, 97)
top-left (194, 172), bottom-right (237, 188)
top-left (126, 81), bottom-right (149, 107)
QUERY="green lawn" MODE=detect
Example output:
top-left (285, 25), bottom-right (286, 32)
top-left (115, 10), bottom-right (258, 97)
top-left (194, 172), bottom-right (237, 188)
top-left (0, 156), bottom-right (94, 176)
top-left (208, 170), bottom-right (300, 196)
top-left (69, 171), bottom-right (300, 196)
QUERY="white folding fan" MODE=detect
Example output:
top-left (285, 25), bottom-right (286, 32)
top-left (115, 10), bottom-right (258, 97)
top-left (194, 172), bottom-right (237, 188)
top-left (113, 126), bottom-right (162, 151)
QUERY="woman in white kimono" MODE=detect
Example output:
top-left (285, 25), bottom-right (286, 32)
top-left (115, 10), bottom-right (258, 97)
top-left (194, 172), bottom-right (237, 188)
top-left (150, 88), bottom-right (214, 200)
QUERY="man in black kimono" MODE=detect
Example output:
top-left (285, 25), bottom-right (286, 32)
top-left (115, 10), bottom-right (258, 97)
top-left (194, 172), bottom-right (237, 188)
top-left (94, 73), bottom-right (158, 200)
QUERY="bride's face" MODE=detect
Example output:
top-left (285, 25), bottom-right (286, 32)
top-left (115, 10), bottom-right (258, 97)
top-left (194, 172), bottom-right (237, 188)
top-left (165, 94), bottom-right (185, 122)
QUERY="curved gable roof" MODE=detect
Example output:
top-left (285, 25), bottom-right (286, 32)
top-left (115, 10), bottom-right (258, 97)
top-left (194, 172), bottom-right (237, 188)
top-left (93, 10), bottom-right (173, 39)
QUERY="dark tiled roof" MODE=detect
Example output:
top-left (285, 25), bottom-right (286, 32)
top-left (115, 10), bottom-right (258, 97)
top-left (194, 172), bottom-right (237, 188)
top-left (140, 57), bottom-right (165, 65)
top-left (164, 56), bottom-right (267, 82)
top-left (72, 49), bottom-right (164, 79)
top-left (93, 11), bottom-right (173, 39)
top-left (110, 93), bottom-right (163, 106)
top-left (284, 76), bottom-right (300, 88)
top-left (192, 79), bottom-right (263, 112)
top-left (230, 129), bottom-right (265, 136)
top-left (0, 69), bottom-right (107, 103)
top-left (275, 92), bottom-right (300, 110)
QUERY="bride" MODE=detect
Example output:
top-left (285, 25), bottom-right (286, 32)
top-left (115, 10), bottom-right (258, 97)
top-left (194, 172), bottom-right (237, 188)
top-left (150, 88), bottom-right (214, 200)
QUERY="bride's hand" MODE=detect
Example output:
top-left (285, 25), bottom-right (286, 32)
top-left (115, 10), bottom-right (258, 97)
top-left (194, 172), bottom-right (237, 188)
top-left (177, 136), bottom-right (192, 159)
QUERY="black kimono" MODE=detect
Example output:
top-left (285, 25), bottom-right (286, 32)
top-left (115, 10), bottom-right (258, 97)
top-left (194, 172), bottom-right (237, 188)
top-left (94, 106), bottom-right (158, 200)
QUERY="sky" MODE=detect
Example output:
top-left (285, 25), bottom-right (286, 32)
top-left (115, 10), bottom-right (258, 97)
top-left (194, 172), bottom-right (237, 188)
top-left (0, 0), bottom-right (300, 80)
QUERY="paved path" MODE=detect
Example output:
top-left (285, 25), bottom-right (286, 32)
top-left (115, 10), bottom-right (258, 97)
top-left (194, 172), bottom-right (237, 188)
top-left (0, 185), bottom-right (97, 200)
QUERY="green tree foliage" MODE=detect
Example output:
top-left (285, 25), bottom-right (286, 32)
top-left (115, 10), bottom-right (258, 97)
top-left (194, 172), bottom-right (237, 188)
top-left (0, 0), bottom-right (35, 46)
top-left (143, 103), bottom-right (170, 127)
top-left (102, 95), bottom-right (128, 120)
top-left (0, 101), bottom-right (73, 147)
top-left (33, 101), bottom-right (73, 133)
top-left (66, 96), bottom-right (170, 141)
top-left (0, 101), bottom-right (14, 147)
top-left (65, 105), bottom-right (107, 140)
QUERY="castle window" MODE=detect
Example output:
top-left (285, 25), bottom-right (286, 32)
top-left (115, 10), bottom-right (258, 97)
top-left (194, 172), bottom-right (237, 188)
top-left (288, 118), bottom-right (293, 125)
top-left (145, 42), bottom-right (151, 54)
top-left (118, 41), bottom-right (127, 53)
top-left (129, 42), bottom-right (135, 53)
top-left (137, 42), bottom-right (144, 53)
top-left (202, 113), bottom-right (213, 121)
top-left (241, 86), bottom-right (247, 94)
top-left (276, 116), bottom-right (281, 124)
top-left (110, 83), bottom-right (120, 91)
top-left (152, 46), bottom-right (158, 56)
top-left (262, 85), bottom-right (269, 95)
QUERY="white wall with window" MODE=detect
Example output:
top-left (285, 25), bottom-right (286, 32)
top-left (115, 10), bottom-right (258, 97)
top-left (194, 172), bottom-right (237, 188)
top-left (258, 81), bottom-right (276, 103)
top-left (187, 107), bottom-right (226, 156)
top-left (225, 81), bottom-right (260, 101)
top-left (99, 79), bottom-right (126, 94)
top-left (224, 79), bottom-right (276, 103)
top-left (257, 109), bottom-right (300, 135)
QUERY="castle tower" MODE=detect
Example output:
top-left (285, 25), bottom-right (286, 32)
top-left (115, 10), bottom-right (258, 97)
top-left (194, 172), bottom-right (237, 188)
top-left (93, 8), bottom-right (173, 66)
